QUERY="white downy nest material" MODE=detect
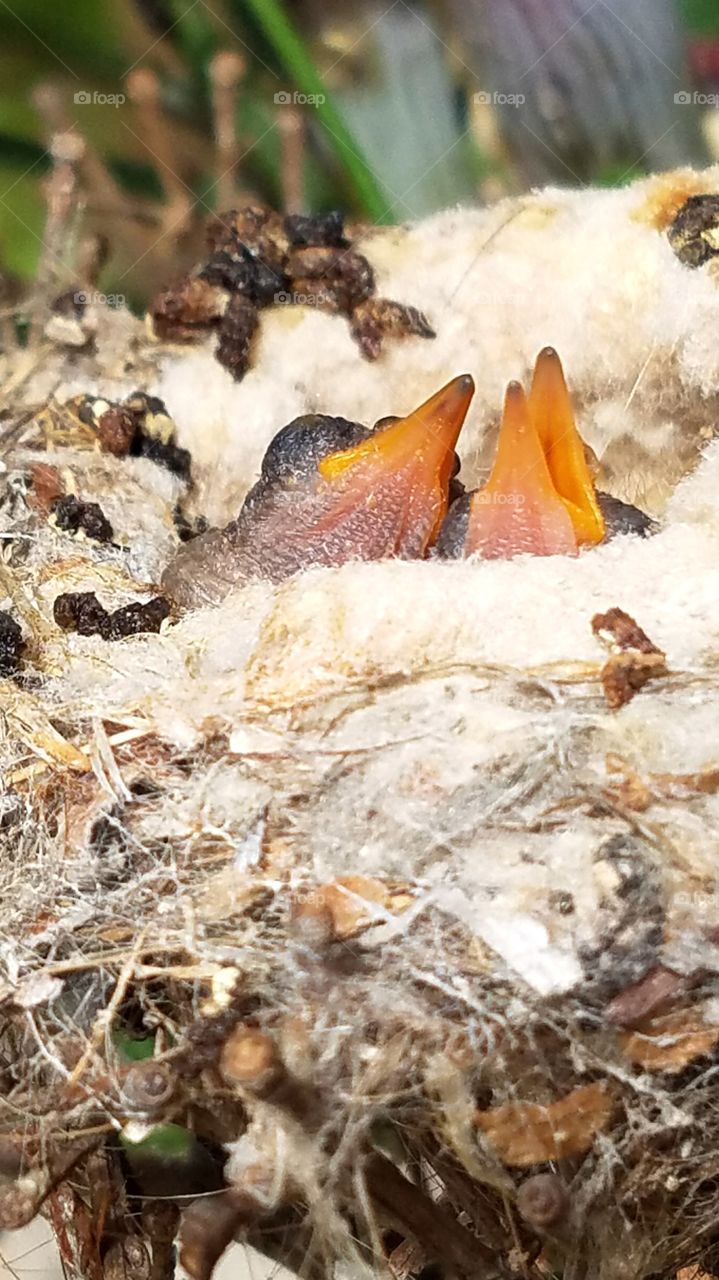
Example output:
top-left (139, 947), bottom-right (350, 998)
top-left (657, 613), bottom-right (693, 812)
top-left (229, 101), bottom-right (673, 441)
top-left (3, 168), bottom-right (719, 1280)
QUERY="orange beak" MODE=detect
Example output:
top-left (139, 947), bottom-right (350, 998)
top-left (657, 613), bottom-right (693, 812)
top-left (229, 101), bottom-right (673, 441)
top-left (318, 374), bottom-right (475, 556)
top-left (464, 350), bottom-right (605, 559)
top-left (528, 347), bottom-right (605, 547)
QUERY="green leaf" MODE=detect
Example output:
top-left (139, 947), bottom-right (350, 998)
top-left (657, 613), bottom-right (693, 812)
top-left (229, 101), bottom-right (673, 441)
top-left (0, 159), bottom-right (47, 280)
top-left (113, 1028), bottom-right (157, 1062)
top-left (680, 0), bottom-right (719, 35)
top-left (120, 1123), bottom-right (224, 1196)
top-left (231, 0), bottom-right (391, 222)
top-left (165, 0), bottom-right (218, 99)
top-left (121, 1123), bottom-right (195, 1162)
top-left (0, 0), bottom-right (131, 80)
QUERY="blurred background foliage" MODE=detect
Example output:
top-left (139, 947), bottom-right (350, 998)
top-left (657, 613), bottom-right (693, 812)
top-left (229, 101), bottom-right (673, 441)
top-left (0, 0), bottom-right (717, 307)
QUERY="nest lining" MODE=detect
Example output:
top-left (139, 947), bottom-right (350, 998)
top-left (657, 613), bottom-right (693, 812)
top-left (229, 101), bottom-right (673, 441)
top-left (3, 170), bottom-right (719, 1280)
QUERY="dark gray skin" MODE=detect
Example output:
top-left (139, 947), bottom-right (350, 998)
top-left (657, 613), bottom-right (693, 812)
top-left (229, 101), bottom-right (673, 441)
top-left (435, 490), bottom-right (657, 558)
top-left (162, 414), bottom-right (369, 607)
top-left (162, 409), bottom-right (655, 606)
top-left (162, 412), bottom-right (465, 607)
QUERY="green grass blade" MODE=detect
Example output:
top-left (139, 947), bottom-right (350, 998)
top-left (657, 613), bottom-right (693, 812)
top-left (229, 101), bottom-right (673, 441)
top-left (681, 0), bottom-right (719, 35)
top-left (233, 0), bottom-right (392, 222)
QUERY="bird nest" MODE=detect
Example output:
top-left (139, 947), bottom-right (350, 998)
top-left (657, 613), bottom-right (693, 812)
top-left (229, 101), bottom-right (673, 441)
top-left (2, 170), bottom-right (719, 1280)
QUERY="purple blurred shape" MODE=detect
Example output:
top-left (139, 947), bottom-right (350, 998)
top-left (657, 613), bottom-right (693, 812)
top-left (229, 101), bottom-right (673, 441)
top-left (449, 0), bottom-right (704, 181)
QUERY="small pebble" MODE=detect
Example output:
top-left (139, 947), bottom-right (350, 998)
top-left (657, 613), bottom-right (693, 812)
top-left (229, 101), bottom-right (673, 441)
top-left (517, 1172), bottom-right (569, 1229)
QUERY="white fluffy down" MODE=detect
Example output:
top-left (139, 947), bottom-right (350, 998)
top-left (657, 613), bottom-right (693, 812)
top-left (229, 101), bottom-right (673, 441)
top-left (46, 432), bottom-right (719, 997)
top-left (155, 169), bottom-right (719, 523)
top-left (8, 167), bottom-right (719, 1280)
top-left (13, 167), bottom-right (719, 1000)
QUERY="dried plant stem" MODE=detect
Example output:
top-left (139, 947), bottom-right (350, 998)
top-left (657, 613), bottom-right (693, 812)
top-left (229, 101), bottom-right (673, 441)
top-left (278, 107), bottom-right (305, 213)
top-left (210, 51), bottom-right (246, 211)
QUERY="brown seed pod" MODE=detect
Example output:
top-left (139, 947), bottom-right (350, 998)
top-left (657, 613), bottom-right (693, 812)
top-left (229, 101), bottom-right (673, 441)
top-left (600, 650), bottom-right (668, 711)
top-left (286, 246), bottom-right (374, 312)
top-left (591, 607), bottom-right (662, 655)
top-left (350, 297), bottom-right (435, 360)
top-left (178, 1190), bottom-right (250, 1280)
top-left (28, 462), bottom-right (62, 513)
top-left (206, 205), bottom-right (290, 271)
top-left (0, 1136), bottom-right (24, 1179)
top-left (668, 193), bottom-right (719, 268)
top-left (516, 1172), bottom-right (569, 1230)
top-left (152, 275), bottom-right (228, 341)
top-left (95, 406), bottom-right (137, 457)
top-left (121, 1060), bottom-right (175, 1113)
top-left (219, 1026), bottom-right (283, 1095)
top-left (0, 1180), bottom-right (40, 1230)
top-left (288, 888), bottom-right (335, 949)
top-left (102, 1235), bottom-right (151, 1280)
top-left (591, 607), bottom-right (667, 710)
top-left (604, 964), bottom-right (686, 1029)
top-left (215, 295), bottom-right (259, 380)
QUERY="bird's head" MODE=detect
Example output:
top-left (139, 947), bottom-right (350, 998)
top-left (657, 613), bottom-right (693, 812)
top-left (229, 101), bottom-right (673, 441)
top-left (438, 347), bottom-right (607, 558)
top-left (224, 374), bottom-right (476, 579)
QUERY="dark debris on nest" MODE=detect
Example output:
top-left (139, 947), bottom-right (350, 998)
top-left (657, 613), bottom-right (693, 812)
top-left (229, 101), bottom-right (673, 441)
top-left (1, 199), bottom-right (719, 1280)
top-left (0, 611), bottom-right (24, 678)
top-left (53, 590), bottom-right (171, 640)
top-left (50, 494), bottom-right (114, 544)
top-left (150, 204), bottom-right (436, 379)
top-left (70, 390), bottom-right (193, 482)
top-left (3, 832), bottom-right (719, 1280)
top-left (668, 193), bottom-right (719, 268)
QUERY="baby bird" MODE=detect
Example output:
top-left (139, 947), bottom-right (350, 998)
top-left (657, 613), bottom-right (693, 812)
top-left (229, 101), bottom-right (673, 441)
top-left (437, 348), bottom-right (652, 558)
top-left (162, 375), bottom-right (474, 606)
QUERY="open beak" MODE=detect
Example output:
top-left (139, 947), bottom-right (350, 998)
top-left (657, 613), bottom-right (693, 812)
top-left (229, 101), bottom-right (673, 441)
top-left (528, 347), bottom-right (605, 546)
top-left (318, 374), bottom-right (475, 556)
top-left (464, 351), bottom-right (605, 559)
